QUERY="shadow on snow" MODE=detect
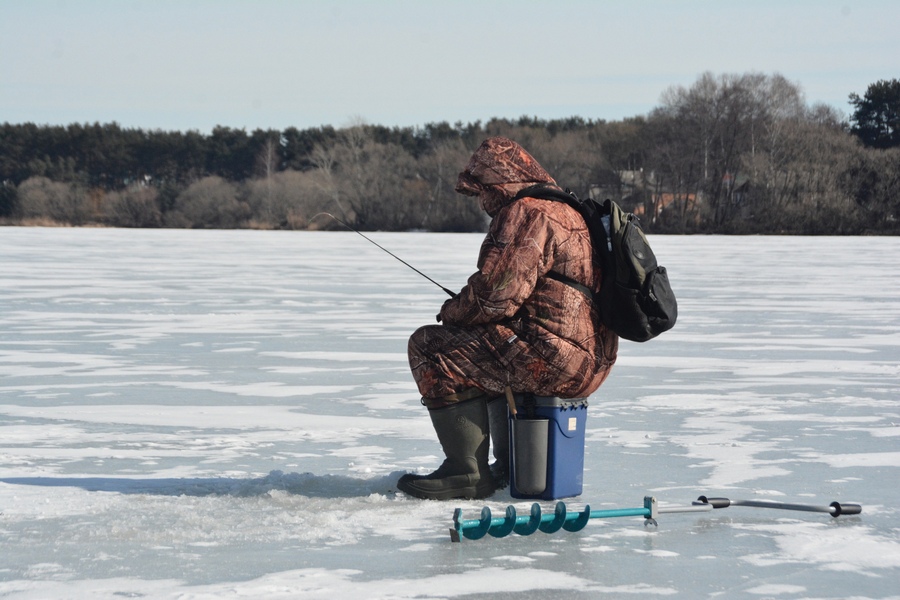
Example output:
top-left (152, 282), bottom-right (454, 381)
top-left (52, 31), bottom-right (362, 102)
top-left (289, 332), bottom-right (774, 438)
top-left (0, 469), bottom-right (405, 498)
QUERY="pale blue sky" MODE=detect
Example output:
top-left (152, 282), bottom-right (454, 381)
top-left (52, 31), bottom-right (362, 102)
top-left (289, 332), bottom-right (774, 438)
top-left (2, 0), bottom-right (898, 133)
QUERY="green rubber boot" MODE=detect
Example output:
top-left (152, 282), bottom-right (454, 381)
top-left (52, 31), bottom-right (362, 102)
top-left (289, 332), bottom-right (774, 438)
top-left (397, 397), bottom-right (496, 500)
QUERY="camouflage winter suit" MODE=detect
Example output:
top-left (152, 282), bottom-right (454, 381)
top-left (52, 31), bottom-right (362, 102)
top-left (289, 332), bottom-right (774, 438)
top-left (409, 137), bottom-right (618, 408)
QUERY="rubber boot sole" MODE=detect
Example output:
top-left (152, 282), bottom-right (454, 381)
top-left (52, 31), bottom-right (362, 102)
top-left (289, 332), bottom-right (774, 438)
top-left (397, 473), bottom-right (496, 501)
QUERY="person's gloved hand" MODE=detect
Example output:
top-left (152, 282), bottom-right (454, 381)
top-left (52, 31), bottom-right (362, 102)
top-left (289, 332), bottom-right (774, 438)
top-left (437, 296), bottom-right (455, 323)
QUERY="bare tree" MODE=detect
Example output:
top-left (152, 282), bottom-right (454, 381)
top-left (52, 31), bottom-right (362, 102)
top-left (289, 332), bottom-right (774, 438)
top-left (416, 137), bottom-right (483, 231)
top-left (245, 169), bottom-right (331, 229)
top-left (105, 186), bottom-right (162, 228)
top-left (651, 72), bottom-right (819, 230)
top-left (252, 134), bottom-right (282, 222)
top-left (16, 176), bottom-right (90, 225)
top-left (309, 122), bottom-right (422, 230)
top-left (168, 176), bottom-right (248, 228)
top-left (308, 141), bottom-right (348, 223)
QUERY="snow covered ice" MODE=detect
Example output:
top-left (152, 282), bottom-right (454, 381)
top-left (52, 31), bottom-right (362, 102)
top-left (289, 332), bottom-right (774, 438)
top-left (1, 227), bottom-right (899, 599)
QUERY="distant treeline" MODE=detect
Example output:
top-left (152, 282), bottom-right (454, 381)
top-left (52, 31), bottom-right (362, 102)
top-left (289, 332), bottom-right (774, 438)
top-left (2, 73), bottom-right (898, 234)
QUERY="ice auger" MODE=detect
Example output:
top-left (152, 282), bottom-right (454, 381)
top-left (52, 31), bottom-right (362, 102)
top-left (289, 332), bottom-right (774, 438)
top-left (450, 495), bottom-right (862, 542)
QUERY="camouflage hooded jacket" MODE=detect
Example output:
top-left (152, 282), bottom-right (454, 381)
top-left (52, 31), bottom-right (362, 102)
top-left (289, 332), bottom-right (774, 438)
top-left (441, 137), bottom-right (617, 398)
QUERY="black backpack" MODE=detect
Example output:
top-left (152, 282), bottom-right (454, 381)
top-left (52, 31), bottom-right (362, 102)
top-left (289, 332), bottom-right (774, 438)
top-left (513, 184), bottom-right (677, 342)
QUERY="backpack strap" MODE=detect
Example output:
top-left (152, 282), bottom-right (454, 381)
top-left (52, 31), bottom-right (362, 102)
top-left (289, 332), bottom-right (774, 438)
top-left (513, 183), bottom-right (577, 204)
top-left (514, 184), bottom-right (597, 303)
top-left (545, 270), bottom-right (594, 301)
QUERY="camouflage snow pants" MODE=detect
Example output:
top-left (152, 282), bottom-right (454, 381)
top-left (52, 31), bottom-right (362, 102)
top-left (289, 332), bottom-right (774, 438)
top-left (408, 322), bottom-right (610, 409)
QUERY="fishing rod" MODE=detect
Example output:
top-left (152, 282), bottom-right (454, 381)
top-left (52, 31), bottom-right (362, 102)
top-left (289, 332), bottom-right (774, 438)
top-left (312, 212), bottom-right (457, 298)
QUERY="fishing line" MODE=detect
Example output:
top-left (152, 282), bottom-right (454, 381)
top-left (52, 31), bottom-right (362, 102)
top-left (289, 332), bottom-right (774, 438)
top-left (312, 212), bottom-right (457, 298)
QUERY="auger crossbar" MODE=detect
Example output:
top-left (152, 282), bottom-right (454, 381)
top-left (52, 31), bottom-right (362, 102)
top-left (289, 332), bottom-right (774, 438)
top-left (450, 495), bottom-right (862, 542)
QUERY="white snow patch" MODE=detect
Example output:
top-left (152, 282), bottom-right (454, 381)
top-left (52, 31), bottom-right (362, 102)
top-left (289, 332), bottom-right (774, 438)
top-left (746, 583), bottom-right (807, 595)
top-left (739, 522), bottom-right (900, 573)
top-left (807, 452), bottom-right (900, 469)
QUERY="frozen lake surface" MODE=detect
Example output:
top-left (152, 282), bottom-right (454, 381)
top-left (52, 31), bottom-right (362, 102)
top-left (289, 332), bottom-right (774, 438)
top-left (1, 227), bottom-right (899, 599)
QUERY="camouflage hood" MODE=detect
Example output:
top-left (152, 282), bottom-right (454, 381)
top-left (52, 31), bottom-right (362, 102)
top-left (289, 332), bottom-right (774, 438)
top-left (455, 137), bottom-right (556, 216)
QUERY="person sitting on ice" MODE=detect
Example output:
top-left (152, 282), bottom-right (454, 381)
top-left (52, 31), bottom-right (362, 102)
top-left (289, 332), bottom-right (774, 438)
top-left (397, 136), bottom-right (618, 500)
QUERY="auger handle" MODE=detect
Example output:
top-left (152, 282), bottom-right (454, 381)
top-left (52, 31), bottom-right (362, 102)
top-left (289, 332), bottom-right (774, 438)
top-left (696, 496), bottom-right (732, 509)
top-left (696, 496), bottom-right (862, 518)
top-left (830, 501), bottom-right (862, 516)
